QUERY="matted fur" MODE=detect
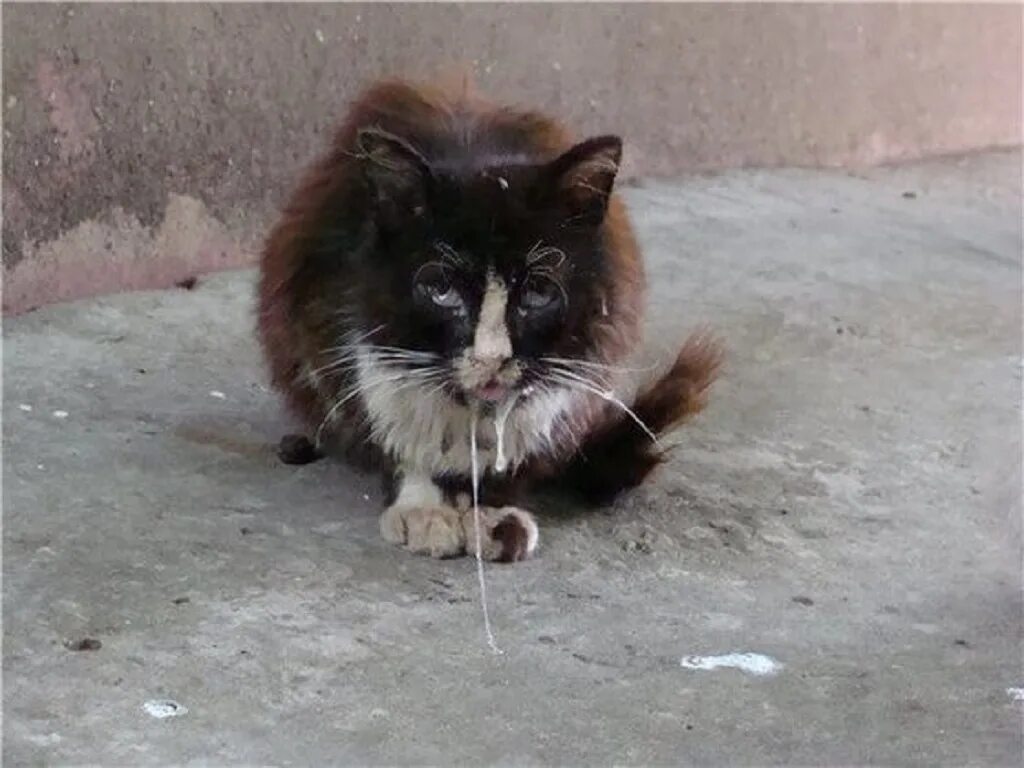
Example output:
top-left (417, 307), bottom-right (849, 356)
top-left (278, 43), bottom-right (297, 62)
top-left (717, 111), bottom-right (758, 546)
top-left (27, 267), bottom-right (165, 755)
top-left (257, 77), bottom-right (720, 559)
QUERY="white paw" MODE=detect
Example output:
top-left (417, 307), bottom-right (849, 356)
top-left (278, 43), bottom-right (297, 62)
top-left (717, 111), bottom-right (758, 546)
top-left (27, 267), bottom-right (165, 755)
top-left (380, 505), bottom-right (466, 558)
top-left (462, 506), bottom-right (539, 563)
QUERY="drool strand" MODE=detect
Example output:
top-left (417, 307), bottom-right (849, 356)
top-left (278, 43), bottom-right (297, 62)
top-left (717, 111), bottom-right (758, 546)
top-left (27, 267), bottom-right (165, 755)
top-left (469, 405), bottom-right (502, 655)
top-left (492, 393), bottom-right (520, 474)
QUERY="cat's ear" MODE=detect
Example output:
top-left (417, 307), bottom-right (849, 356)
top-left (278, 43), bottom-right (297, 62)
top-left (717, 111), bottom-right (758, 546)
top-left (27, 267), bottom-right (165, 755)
top-left (544, 135), bottom-right (622, 224)
top-left (356, 127), bottom-right (432, 220)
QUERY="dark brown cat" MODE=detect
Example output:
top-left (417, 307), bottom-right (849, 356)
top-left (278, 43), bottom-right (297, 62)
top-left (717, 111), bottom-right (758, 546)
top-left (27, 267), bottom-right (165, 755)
top-left (257, 77), bottom-right (720, 562)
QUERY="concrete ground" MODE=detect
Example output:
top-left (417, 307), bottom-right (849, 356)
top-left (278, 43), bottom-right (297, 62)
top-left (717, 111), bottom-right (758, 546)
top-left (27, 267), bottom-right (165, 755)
top-left (4, 151), bottom-right (1021, 765)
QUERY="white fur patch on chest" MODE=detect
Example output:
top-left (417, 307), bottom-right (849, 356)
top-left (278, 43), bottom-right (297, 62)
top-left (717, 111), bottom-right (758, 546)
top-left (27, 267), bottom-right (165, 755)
top-left (356, 353), bottom-right (576, 475)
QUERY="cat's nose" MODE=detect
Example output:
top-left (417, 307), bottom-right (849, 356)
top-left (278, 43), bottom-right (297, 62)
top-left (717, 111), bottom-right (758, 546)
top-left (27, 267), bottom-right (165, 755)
top-left (472, 273), bottom-right (513, 367)
top-left (471, 324), bottom-right (512, 369)
top-left (471, 341), bottom-right (511, 368)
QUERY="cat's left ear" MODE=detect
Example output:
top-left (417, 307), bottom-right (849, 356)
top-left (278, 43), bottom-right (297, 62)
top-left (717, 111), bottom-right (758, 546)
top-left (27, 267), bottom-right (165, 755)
top-left (356, 126), bottom-right (432, 221)
top-left (545, 135), bottom-right (622, 223)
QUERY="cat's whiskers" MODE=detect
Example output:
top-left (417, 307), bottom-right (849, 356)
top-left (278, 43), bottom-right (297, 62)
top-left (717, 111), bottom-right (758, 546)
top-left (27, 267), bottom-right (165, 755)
top-left (340, 323), bottom-right (387, 344)
top-left (434, 240), bottom-right (469, 269)
top-left (540, 355), bottom-right (659, 376)
top-left (310, 341), bottom-right (441, 381)
top-left (310, 350), bottom-right (437, 381)
top-left (319, 342), bottom-right (437, 360)
top-left (525, 241), bottom-right (566, 269)
top-left (544, 368), bottom-right (660, 447)
top-left (315, 372), bottom-right (447, 449)
top-left (314, 364), bottom-right (447, 447)
top-left (539, 361), bottom-right (613, 390)
top-left (424, 378), bottom-right (453, 398)
top-left (524, 242), bottom-right (569, 309)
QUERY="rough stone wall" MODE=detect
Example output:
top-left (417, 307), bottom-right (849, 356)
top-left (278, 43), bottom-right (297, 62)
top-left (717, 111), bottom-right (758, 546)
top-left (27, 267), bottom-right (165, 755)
top-left (3, 3), bottom-right (1020, 313)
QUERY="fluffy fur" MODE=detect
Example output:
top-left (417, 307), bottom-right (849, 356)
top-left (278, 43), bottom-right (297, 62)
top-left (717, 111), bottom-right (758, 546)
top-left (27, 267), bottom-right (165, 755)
top-left (257, 77), bottom-right (721, 561)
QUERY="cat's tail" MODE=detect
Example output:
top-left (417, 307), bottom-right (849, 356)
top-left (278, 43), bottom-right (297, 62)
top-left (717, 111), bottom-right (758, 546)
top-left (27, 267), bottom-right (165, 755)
top-left (559, 331), bottom-right (723, 504)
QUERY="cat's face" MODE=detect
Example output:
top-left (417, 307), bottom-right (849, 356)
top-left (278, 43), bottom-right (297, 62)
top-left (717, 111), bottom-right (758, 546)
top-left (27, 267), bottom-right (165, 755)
top-left (352, 129), bottom-right (623, 405)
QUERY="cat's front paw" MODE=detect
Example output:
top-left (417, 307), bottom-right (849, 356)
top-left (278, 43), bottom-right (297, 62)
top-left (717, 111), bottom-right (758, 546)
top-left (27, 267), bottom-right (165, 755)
top-left (380, 504), bottom-right (466, 558)
top-left (462, 507), bottom-right (539, 563)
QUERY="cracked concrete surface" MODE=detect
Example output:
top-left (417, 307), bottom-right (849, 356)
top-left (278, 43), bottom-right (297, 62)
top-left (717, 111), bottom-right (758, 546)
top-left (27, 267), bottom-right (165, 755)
top-left (3, 152), bottom-right (1021, 764)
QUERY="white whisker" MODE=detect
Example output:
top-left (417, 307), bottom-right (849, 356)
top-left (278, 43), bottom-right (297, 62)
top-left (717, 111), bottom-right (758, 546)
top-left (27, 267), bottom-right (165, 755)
top-left (541, 355), bottom-right (660, 375)
top-left (344, 323), bottom-right (387, 344)
top-left (314, 365), bottom-right (447, 447)
top-left (548, 372), bottom-right (660, 447)
top-left (526, 241), bottom-right (566, 269)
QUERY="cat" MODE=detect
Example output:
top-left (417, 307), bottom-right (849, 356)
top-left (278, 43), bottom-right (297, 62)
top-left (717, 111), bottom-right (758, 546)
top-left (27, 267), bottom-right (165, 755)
top-left (257, 77), bottom-right (721, 562)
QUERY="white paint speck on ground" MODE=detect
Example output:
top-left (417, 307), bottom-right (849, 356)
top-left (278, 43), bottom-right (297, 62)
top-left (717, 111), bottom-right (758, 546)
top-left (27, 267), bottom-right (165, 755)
top-left (52, 410), bottom-right (69, 419)
top-left (19, 404), bottom-right (32, 412)
top-left (143, 700), bottom-right (187, 719)
top-left (681, 652), bottom-right (782, 677)
top-left (25, 732), bottom-right (61, 747)
top-left (1007, 687), bottom-right (1024, 701)
top-left (209, 390), bottom-right (226, 400)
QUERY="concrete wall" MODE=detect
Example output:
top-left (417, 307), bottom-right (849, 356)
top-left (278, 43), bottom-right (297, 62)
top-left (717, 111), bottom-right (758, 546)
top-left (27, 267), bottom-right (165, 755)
top-left (3, 3), bottom-right (1021, 314)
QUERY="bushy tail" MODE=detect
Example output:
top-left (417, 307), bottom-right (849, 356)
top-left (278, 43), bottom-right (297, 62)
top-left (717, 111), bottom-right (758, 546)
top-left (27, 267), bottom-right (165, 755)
top-left (561, 332), bottom-right (723, 504)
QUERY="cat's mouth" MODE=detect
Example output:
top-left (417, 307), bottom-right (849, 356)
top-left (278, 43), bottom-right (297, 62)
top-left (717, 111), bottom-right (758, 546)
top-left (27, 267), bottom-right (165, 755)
top-left (470, 378), bottom-right (513, 403)
top-left (464, 377), bottom-right (540, 405)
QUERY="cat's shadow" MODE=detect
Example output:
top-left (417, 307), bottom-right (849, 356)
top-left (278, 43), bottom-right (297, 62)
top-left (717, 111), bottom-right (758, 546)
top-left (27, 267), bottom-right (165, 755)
top-left (523, 485), bottom-right (618, 526)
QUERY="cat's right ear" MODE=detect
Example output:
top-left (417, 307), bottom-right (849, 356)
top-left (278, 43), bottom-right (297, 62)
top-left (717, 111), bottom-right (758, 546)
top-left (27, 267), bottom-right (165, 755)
top-left (356, 127), bottom-right (432, 221)
top-left (541, 135), bottom-right (622, 226)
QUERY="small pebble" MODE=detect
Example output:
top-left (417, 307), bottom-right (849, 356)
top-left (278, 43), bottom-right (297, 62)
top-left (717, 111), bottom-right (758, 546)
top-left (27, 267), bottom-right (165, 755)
top-left (64, 637), bottom-right (102, 652)
top-left (209, 390), bottom-right (226, 400)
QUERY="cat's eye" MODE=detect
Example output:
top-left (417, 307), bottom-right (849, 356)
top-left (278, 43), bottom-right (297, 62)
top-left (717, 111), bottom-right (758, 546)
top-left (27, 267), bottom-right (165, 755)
top-left (428, 284), bottom-right (462, 309)
top-left (519, 280), bottom-right (561, 313)
top-left (413, 263), bottom-right (463, 311)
